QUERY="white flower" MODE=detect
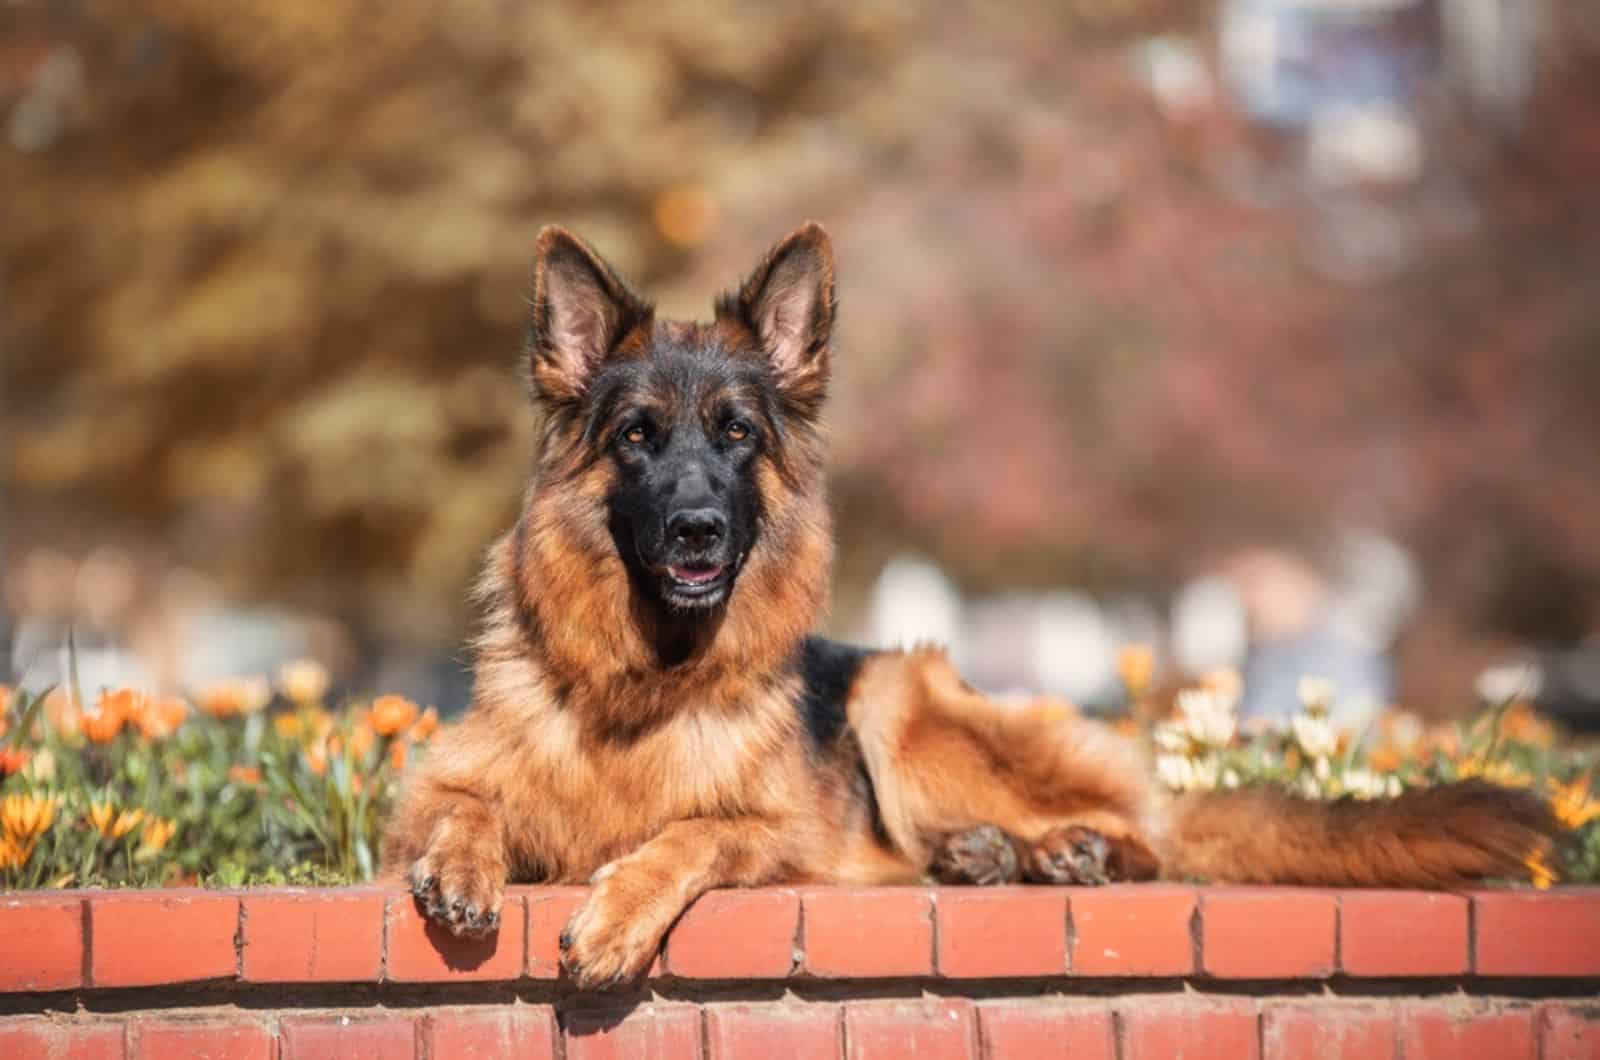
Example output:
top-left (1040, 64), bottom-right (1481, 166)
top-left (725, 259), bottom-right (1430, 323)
top-left (1155, 753), bottom-right (1220, 792)
top-left (1175, 689), bottom-right (1237, 749)
top-left (1386, 775), bottom-right (1402, 798)
top-left (1339, 768), bottom-right (1388, 800)
top-left (1293, 712), bottom-right (1339, 759)
top-left (1222, 768), bottom-right (1241, 789)
top-left (1153, 723), bottom-right (1190, 754)
top-left (1296, 772), bottom-right (1324, 799)
top-left (1475, 662), bottom-right (1541, 705)
top-left (1297, 676), bottom-right (1336, 716)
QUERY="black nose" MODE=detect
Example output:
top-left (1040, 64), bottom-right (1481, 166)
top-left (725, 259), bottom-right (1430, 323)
top-left (668, 508), bottom-right (726, 551)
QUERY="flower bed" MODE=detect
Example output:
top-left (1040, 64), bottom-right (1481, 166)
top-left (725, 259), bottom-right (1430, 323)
top-left (0, 884), bottom-right (1597, 1059)
top-left (2, 655), bottom-right (1598, 891)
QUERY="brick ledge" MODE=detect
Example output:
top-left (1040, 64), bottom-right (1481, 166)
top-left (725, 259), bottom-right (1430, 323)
top-left (0, 884), bottom-right (1595, 992)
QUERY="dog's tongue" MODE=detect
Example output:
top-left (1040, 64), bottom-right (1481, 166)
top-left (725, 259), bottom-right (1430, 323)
top-left (669, 564), bottom-right (723, 584)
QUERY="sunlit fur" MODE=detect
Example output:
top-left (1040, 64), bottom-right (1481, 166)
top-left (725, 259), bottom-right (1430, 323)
top-left (383, 223), bottom-right (1556, 989)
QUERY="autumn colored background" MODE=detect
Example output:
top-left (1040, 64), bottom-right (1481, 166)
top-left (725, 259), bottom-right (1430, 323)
top-left (4, 1), bottom-right (1600, 725)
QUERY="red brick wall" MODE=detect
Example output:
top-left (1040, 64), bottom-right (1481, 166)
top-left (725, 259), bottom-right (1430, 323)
top-left (1, 885), bottom-right (1597, 1058)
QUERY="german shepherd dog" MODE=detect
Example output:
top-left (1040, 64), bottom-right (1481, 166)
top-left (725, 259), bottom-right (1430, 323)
top-left (382, 223), bottom-right (1554, 989)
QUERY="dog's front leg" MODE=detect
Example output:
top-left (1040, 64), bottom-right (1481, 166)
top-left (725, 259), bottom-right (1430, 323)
top-left (559, 816), bottom-right (785, 989)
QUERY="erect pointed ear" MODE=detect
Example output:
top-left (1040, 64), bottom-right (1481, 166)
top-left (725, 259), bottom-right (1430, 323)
top-left (526, 226), bottom-right (652, 404)
top-left (716, 222), bottom-right (836, 412)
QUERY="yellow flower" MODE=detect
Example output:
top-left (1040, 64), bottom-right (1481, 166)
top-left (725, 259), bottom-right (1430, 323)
top-left (1548, 774), bottom-right (1600, 831)
top-left (277, 659), bottom-right (330, 706)
top-left (138, 817), bottom-right (177, 855)
top-left (2, 793), bottom-right (57, 842)
top-left (1525, 844), bottom-right (1559, 890)
top-left (1456, 758), bottom-right (1534, 789)
top-left (1117, 644), bottom-right (1155, 700)
top-left (88, 801), bottom-right (144, 841)
top-left (369, 695), bottom-right (419, 737)
top-left (0, 834), bottom-right (36, 871)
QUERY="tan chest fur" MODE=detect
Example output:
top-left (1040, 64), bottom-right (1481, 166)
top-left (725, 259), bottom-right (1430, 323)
top-left (465, 654), bottom-right (809, 880)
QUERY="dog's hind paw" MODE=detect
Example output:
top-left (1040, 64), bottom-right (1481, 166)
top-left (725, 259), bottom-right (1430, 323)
top-left (928, 825), bottom-right (1026, 885)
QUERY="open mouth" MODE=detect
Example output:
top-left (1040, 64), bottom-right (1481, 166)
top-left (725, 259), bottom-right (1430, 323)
top-left (664, 563), bottom-right (727, 594)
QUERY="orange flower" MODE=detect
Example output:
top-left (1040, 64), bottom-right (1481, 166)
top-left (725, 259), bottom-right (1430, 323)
top-left (304, 742), bottom-right (328, 776)
top-left (369, 695), bottom-right (419, 737)
top-left (131, 695), bottom-right (188, 741)
top-left (0, 747), bottom-right (31, 775)
top-left (389, 739), bottom-right (408, 771)
top-left (349, 720), bottom-right (376, 759)
top-left (198, 676), bottom-right (271, 718)
top-left (82, 690), bottom-right (132, 743)
top-left (43, 688), bottom-right (80, 737)
top-left (409, 706), bottom-right (439, 742)
top-left (273, 713), bottom-right (303, 739)
top-left (1117, 644), bottom-right (1155, 700)
top-left (227, 764), bottom-right (263, 786)
top-left (1366, 746), bottom-right (1402, 774)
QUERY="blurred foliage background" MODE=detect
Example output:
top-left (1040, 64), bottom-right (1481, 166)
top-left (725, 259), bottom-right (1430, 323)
top-left (3, 0), bottom-right (1599, 721)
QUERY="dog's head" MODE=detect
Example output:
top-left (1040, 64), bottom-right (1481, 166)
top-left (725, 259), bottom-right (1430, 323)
top-left (524, 223), bottom-right (835, 617)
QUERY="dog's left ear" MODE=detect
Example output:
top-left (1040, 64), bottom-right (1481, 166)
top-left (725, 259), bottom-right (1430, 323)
top-left (718, 222), bottom-right (836, 412)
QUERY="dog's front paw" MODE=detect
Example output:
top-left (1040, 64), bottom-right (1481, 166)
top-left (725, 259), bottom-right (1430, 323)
top-left (408, 849), bottom-right (504, 937)
top-left (558, 869), bottom-right (676, 990)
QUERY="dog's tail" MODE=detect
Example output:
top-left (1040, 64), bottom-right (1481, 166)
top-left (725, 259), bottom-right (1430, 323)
top-left (1160, 780), bottom-right (1557, 887)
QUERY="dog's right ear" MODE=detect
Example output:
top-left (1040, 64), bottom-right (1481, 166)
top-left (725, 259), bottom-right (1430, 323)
top-left (526, 227), bottom-right (652, 404)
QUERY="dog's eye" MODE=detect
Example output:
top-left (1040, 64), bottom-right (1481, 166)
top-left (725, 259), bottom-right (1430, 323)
top-left (724, 421), bottom-right (750, 442)
top-left (622, 425), bottom-right (649, 446)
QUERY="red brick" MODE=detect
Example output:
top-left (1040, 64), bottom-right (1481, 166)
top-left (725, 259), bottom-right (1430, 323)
top-left (0, 1019), bottom-right (125, 1060)
top-left (1541, 1005), bottom-right (1600, 1060)
top-left (1340, 891), bottom-right (1467, 977)
top-left (565, 1005), bottom-right (702, 1060)
top-left (978, 1001), bottom-right (1113, 1059)
top-left (935, 888), bottom-right (1066, 978)
top-left (89, 892), bottom-right (239, 987)
top-left (131, 1020), bottom-right (273, 1060)
top-left (802, 888), bottom-right (933, 978)
top-left (1262, 1005), bottom-right (1396, 1060)
top-left (666, 889), bottom-right (799, 978)
top-left (1201, 888), bottom-right (1336, 978)
top-left (383, 893), bottom-right (524, 982)
top-left (1401, 1005), bottom-right (1535, 1060)
top-left (521, 887), bottom-right (588, 978)
top-left (844, 1000), bottom-right (975, 1060)
top-left (0, 894), bottom-right (83, 991)
top-left (1121, 999), bottom-right (1260, 1060)
top-left (422, 1008), bottom-right (556, 1060)
top-left (1070, 885), bottom-right (1195, 976)
top-left (1474, 890), bottom-right (1600, 977)
top-left (241, 889), bottom-right (383, 982)
top-left (279, 1016), bottom-right (414, 1060)
top-left (706, 1004), bottom-right (840, 1060)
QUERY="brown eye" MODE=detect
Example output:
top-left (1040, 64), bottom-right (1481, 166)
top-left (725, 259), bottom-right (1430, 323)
top-left (623, 425), bottom-right (648, 445)
top-left (725, 421), bottom-right (750, 442)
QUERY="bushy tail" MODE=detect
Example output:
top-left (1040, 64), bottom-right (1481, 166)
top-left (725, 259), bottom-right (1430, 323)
top-left (1161, 780), bottom-right (1557, 887)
